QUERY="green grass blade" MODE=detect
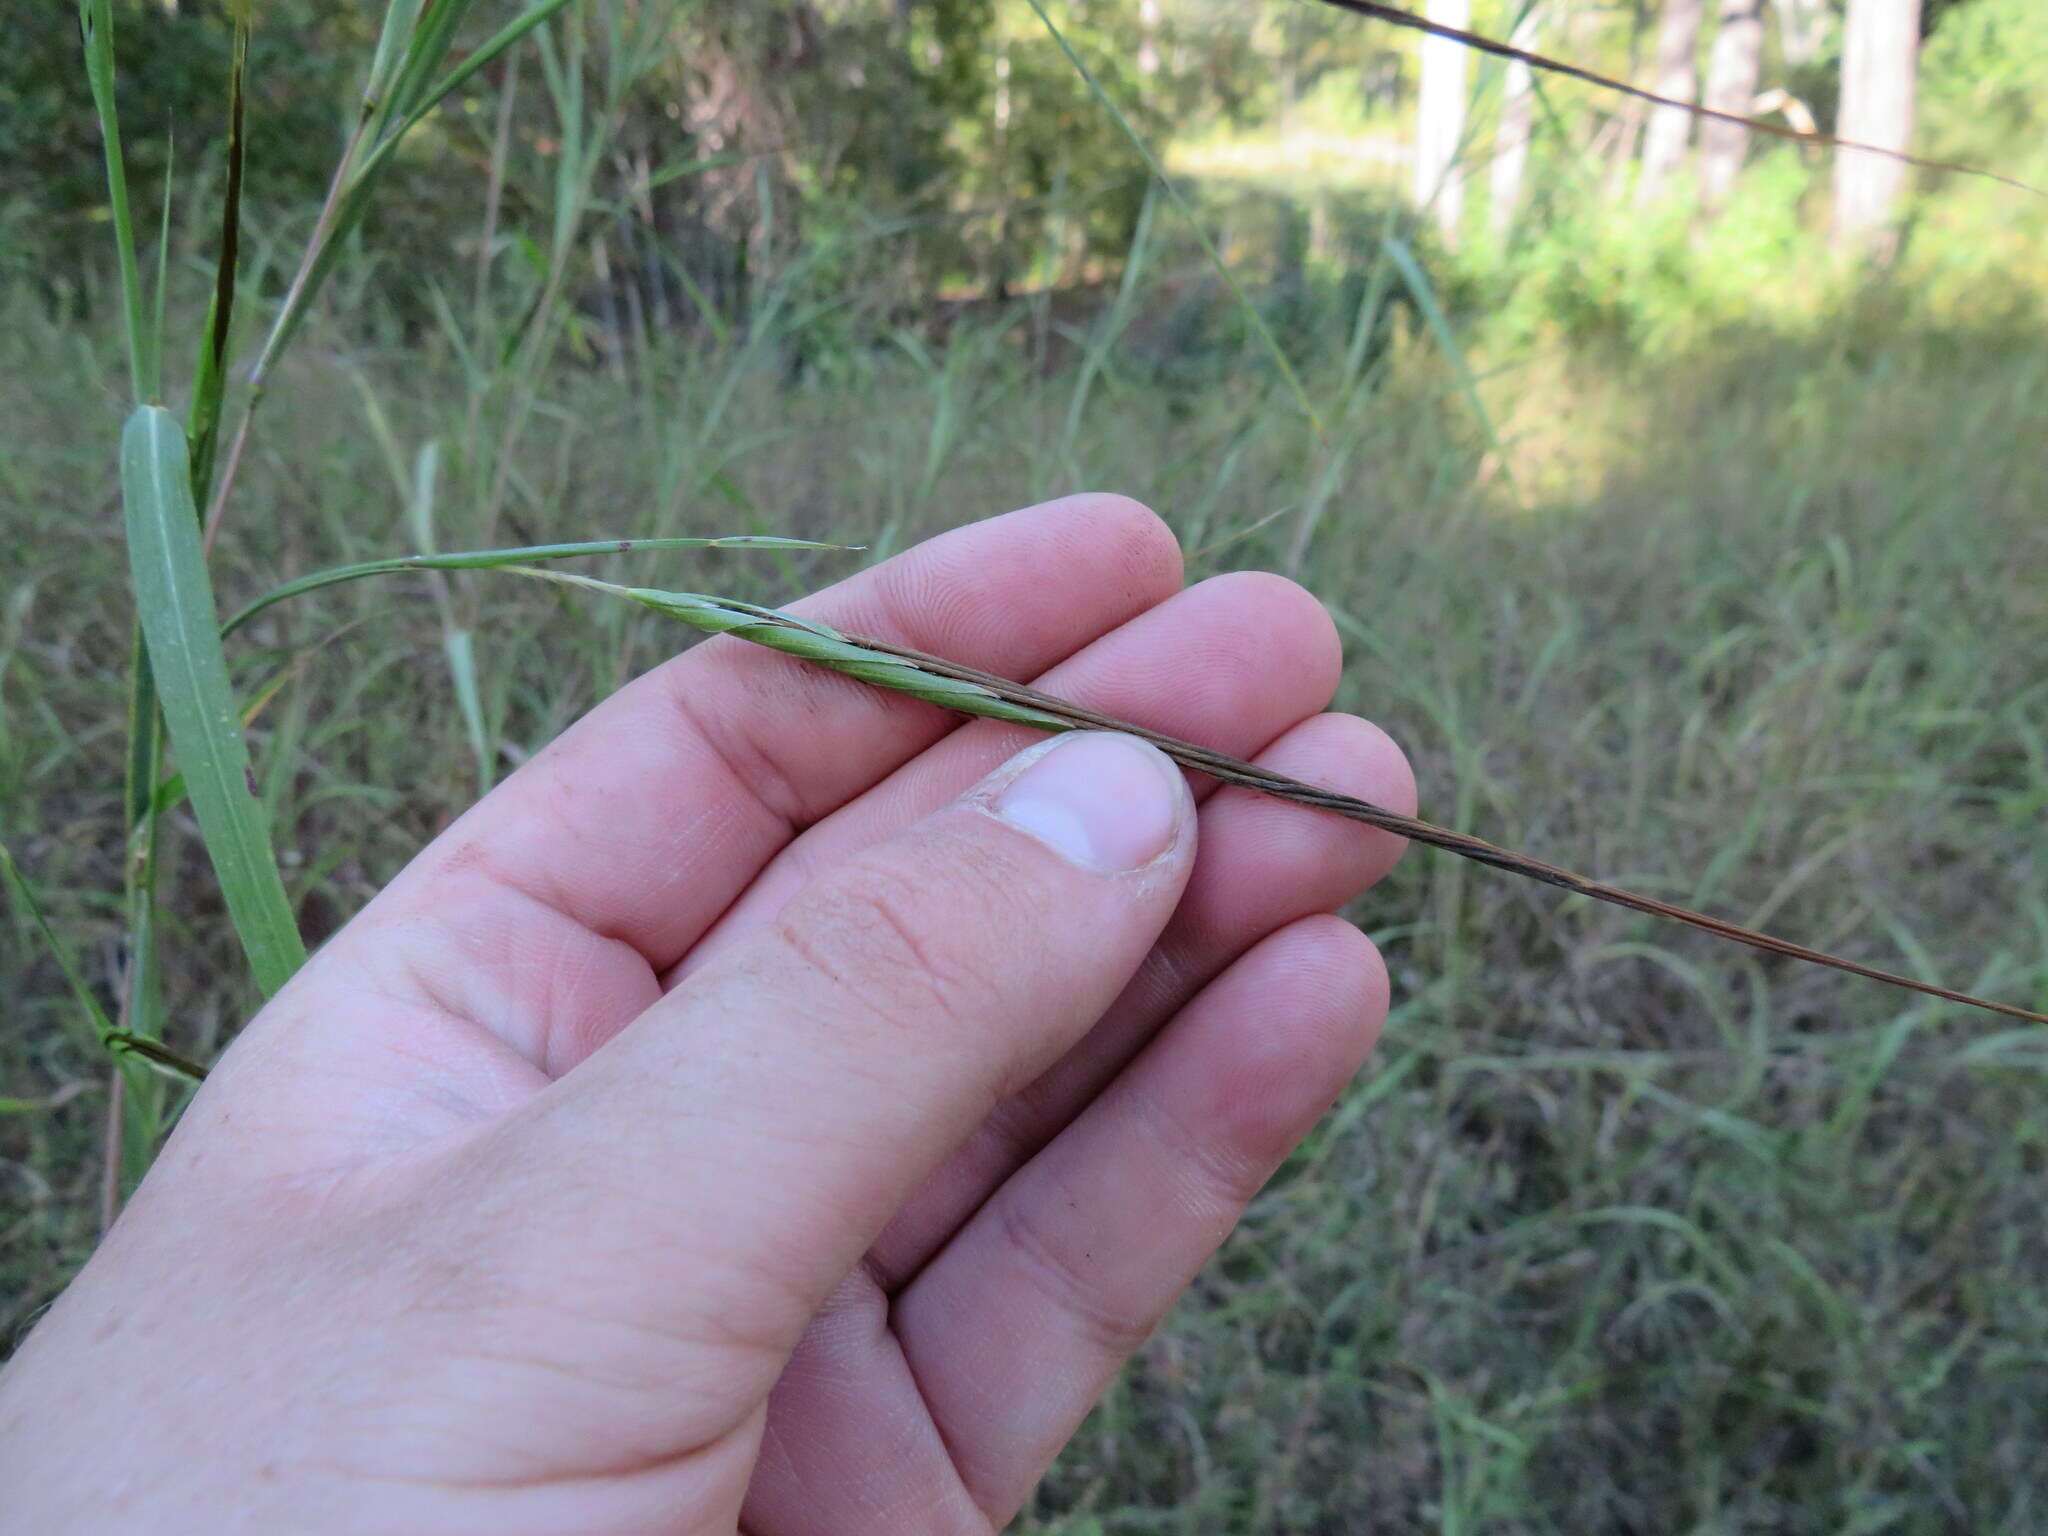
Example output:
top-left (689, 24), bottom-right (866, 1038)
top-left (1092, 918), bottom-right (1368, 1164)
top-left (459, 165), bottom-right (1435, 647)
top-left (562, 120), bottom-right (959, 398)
top-left (122, 632), bottom-right (161, 832)
top-left (77, 0), bottom-right (149, 402)
top-left (378, 0), bottom-right (480, 132)
top-left (251, 0), bottom-right (578, 390)
top-left (362, 0), bottom-right (429, 132)
top-left (1060, 187), bottom-right (1158, 475)
top-left (189, 15), bottom-right (248, 504)
top-left (103, 1033), bottom-right (210, 1084)
top-left (1381, 234), bottom-right (1517, 500)
top-left (397, 0), bottom-right (580, 161)
top-left (147, 137), bottom-right (173, 403)
top-left (118, 603), bottom-right (168, 1075)
top-left (0, 1097), bottom-right (72, 1116)
top-left (122, 406), bottom-right (306, 997)
top-left (118, 629), bottom-right (168, 1165)
top-left (247, 173), bottom-right (376, 386)
top-left (1, 836), bottom-right (118, 1042)
top-left (1343, 203), bottom-right (1405, 393)
top-left (643, 146), bottom-right (756, 193)
top-left (442, 628), bottom-right (492, 790)
top-left (403, 440), bottom-right (493, 791)
top-left (1023, 0), bottom-right (1324, 439)
top-left (221, 535), bottom-right (852, 638)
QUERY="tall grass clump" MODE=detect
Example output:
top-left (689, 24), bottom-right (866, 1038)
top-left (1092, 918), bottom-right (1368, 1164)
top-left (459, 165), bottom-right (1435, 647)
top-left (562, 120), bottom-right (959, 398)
top-left (18, 0), bottom-right (826, 1205)
top-left (9, 255), bottom-right (2048, 1525)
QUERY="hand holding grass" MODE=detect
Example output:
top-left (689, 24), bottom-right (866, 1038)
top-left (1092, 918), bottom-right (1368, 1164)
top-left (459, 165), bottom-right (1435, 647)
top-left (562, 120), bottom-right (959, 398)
top-left (0, 497), bottom-right (1413, 1534)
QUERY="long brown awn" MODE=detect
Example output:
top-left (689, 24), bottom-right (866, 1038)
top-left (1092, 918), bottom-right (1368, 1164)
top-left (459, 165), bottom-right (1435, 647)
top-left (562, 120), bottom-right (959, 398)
top-left (593, 579), bottom-right (2048, 1030)
top-left (862, 635), bottom-right (2048, 1025)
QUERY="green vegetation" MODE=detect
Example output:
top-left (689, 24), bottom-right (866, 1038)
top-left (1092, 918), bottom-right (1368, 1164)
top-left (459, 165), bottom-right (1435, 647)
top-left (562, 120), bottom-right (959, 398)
top-left (5, 0), bottom-right (2047, 1527)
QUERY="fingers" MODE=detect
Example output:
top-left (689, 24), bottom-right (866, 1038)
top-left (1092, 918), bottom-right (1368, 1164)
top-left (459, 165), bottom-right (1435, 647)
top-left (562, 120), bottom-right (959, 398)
top-left (284, 495), bottom-right (1183, 1074)
top-left (865, 708), bottom-right (1413, 1284)
top-left (893, 916), bottom-right (1386, 1525)
top-left (448, 733), bottom-right (1201, 1429)
top-left (368, 494), bottom-right (1177, 956)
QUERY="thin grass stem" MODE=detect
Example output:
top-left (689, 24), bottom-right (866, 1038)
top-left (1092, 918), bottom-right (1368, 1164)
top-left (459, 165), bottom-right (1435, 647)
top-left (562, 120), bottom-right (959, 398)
top-left (77, 0), bottom-right (150, 403)
top-left (221, 535), bottom-right (851, 639)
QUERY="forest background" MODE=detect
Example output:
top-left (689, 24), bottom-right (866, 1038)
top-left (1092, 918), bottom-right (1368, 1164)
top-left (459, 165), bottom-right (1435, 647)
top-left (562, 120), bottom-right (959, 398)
top-left (4, 0), bottom-right (2047, 1529)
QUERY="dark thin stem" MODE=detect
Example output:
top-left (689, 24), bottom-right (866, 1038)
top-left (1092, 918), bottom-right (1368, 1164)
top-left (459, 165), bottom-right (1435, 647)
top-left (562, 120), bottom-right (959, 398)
top-left (202, 110), bottom-right (372, 552)
top-left (842, 628), bottom-right (2048, 1028)
top-left (206, 26), bottom-right (245, 396)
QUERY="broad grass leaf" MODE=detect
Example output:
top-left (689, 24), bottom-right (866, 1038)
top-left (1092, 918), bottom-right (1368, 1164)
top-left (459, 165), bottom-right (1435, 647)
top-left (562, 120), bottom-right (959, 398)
top-left (122, 406), bottom-right (306, 997)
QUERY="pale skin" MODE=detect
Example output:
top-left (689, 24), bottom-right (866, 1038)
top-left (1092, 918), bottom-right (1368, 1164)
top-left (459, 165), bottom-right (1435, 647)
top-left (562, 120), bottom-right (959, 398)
top-left (0, 496), bottom-right (1415, 1535)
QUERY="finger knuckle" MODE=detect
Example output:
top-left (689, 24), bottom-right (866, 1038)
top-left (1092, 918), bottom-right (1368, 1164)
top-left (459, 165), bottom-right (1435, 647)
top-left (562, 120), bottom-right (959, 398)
top-left (991, 1185), bottom-right (1155, 1361)
top-left (775, 847), bottom-right (1022, 1040)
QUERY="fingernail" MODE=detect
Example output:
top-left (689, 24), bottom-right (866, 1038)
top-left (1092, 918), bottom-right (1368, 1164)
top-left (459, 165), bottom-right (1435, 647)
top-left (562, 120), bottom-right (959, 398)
top-left (991, 733), bottom-right (1184, 872)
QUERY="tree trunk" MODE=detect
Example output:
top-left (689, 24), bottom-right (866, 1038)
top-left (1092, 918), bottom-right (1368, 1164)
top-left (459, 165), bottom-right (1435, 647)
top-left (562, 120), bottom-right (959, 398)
top-left (1413, 0), bottom-right (1471, 245)
top-left (1697, 0), bottom-right (1765, 209)
top-left (1637, 0), bottom-right (1705, 204)
top-left (1778, 0), bottom-right (1825, 69)
top-left (1834, 0), bottom-right (1922, 252)
top-left (1490, 8), bottom-right (1540, 246)
top-left (1603, 0), bottom-right (1653, 198)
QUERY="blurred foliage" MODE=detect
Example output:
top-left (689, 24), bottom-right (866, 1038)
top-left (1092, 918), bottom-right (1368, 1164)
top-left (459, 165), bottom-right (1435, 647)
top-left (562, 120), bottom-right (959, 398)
top-left (0, 0), bottom-right (368, 292)
top-left (7, 0), bottom-right (2045, 346)
top-left (1916, 0), bottom-right (2048, 192)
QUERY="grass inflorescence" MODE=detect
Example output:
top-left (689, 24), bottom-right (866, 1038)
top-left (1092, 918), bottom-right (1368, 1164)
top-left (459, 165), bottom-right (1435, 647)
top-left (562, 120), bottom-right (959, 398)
top-left (524, 564), bottom-right (2046, 1024)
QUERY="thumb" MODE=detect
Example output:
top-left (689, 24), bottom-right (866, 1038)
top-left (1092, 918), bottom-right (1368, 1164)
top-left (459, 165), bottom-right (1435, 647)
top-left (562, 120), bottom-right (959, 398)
top-left (462, 731), bottom-right (1196, 1373)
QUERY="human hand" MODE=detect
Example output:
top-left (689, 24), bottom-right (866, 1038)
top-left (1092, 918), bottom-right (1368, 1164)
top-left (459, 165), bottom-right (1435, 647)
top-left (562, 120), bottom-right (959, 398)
top-left (0, 496), bottom-right (1414, 1535)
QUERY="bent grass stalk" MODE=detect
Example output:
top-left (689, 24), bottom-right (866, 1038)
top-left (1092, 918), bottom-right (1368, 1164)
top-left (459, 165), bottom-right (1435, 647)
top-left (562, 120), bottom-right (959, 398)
top-left (501, 567), bottom-right (2047, 1029)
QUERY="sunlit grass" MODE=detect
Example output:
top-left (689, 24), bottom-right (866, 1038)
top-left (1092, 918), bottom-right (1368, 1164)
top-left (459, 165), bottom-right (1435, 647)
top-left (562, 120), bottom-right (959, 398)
top-left (1168, 128), bottom-right (1408, 189)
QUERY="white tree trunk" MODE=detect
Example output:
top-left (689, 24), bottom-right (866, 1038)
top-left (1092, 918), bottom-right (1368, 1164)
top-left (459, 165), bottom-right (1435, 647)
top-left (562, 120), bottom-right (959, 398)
top-left (1638, 0), bottom-right (1706, 204)
top-left (1778, 0), bottom-right (1825, 68)
top-left (1413, 0), bottom-right (1471, 245)
top-left (1490, 8), bottom-right (1541, 246)
top-left (1698, 0), bottom-right (1765, 209)
top-left (1834, 0), bottom-right (1923, 250)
